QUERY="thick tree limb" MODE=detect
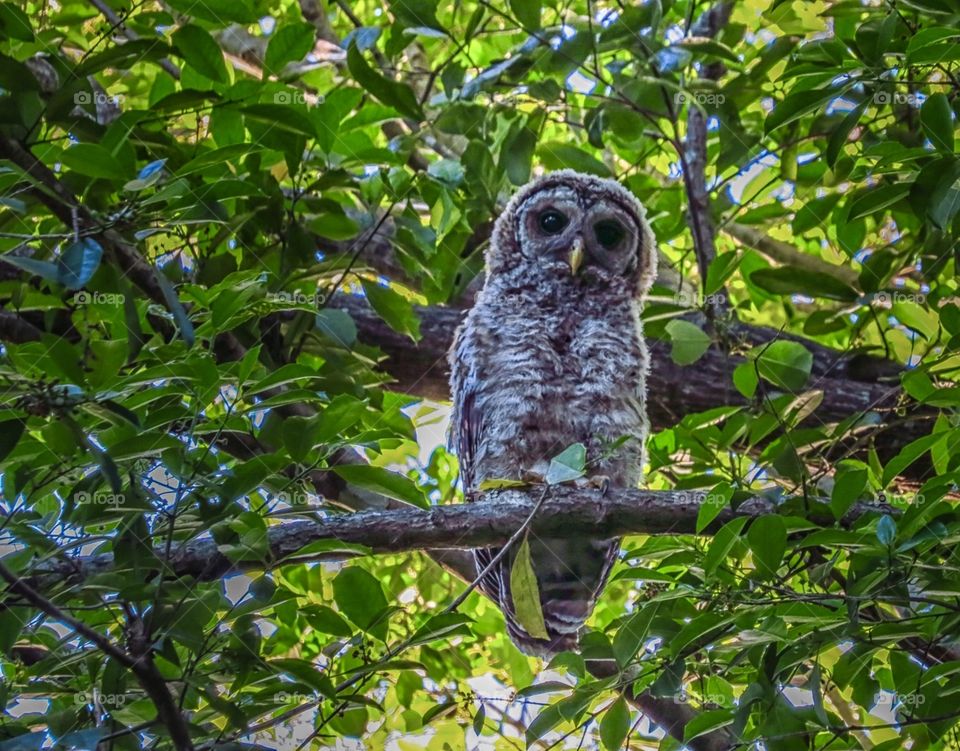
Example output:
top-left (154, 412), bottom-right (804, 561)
top-left (331, 296), bottom-right (928, 468)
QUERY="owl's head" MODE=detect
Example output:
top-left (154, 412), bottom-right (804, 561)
top-left (487, 170), bottom-right (657, 298)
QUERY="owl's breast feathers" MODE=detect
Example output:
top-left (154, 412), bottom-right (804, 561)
top-left (449, 283), bottom-right (650, 656)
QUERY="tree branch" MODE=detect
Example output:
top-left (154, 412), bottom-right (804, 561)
top-left (722, 222), bottom-right (861, 287)
top-left (26, 488), bottom-right (891, 588)
top-left (0, 136), bottom-right (182, 318)
top-left (0, 561), bottom-right (194, 750)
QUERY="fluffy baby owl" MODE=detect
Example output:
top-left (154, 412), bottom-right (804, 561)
top-left (449, 170), bottom-right (657, 657)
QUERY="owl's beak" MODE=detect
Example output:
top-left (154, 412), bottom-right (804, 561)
top-left (568, 239), bottom-right (584, 276)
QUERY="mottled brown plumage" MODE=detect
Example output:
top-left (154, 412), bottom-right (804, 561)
top-left (449, 170), bottom-right (657, 657)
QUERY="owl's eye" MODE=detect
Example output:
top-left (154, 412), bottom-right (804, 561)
top-left (594, 219), bottom-right (625, 249)
top-left (538, 209), bottom-right (568, 235)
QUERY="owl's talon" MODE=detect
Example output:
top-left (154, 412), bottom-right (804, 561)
top-left (521, 469), bottom-right (547, 485)
top-left (574, 475), bottom-right (610, 495)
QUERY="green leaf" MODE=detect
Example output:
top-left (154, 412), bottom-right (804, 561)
top-left (166, 0), bottom-right (257, 23)
top-left (747, 515), bottom-right (786, 579)
top-left (696, 481), bottom-right (733, 533)
top-left (882, 432), bottom-right (944, 487)
top-left (665, 319), bottom-right (711, 365)
top-left (502, 117), bottom-right (539, 186)
top-left (510, 535), bottom-right (549, 640)
top-left (346, 43), bottom-right (423, 121)
top-left (172, 24), bottom-right (228, 83)
top-left (332, 567), bottom-right (389, 640)
top-left (749, 340), bottom-right (813, 392)
top-left (826, 100), bottom-right (867, 167)
top-left (361, 280), bottom-right (421, 342)
top-left (58, 238), bottom-right (103, 290)
top-left (876, 515), bottom-right (896, 546)
top-left (847, 184), bottom-right (911, 221)
top-left (409, 613), bottom-right (473, 647)
top-left (154, 270), bottom-right (195, 346)
top-left (749, 267), bottom-right (858, 302)
top-left (732, 361), bottom-right (758, 398)
top-left (316, 308), bottom-right (358, 347)
top-left (921, 93), bottom-right (955, 154)
top-left (307, 605), bottom-right (354, 637)
top-left (831, 468), bottom-right (867, 520)
top-left (472, 704), bottom-right (485, 735)
top-left (61, 144), bottom-right (127, 181)
top-left (674, 38), bottom-right (739, 63)
top-left (545, 442), bottom-right (587, 485)
top-left (265, 22), bottom-right (316, 71)
top-left (0, 3), bottom-right (34, 41)
top-left (705, 253), bottom-right (741, 296)
top-left (684, 709), bottom-right (735, 743)
top-left (704, 517), bottom-right (748, 577)
top-left (0, 418), bottom-right (25, 461)
top-left (538, 142), bottom-right (611, 176)
top-left (600, 697), bottom-right (631, 751)
top-left (612, 602), bottom-right (660, 666)
top-left (509, 0), bottom-right (541, 29)
top-left (333, 465), bottom-right (427, 508)
top-left (242, 103), bottom-right (316, 137)
top-left (765, 86), bottom-right (846, 134)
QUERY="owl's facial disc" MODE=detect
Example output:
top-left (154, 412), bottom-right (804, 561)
top-left (517, 185), bottom-right (642, 281)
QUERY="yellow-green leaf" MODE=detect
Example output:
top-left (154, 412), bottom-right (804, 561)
top-left (510, 535), bottom-right (548, 640)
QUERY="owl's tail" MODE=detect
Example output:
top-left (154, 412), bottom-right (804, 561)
top-left (477, 538), bottom-right (619, 659)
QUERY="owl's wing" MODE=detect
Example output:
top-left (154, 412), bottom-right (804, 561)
top-left (453, 370), bottom-right (483, 495)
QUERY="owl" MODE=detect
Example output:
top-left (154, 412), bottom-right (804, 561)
top-left (449, 170), bottom-right (657, 657)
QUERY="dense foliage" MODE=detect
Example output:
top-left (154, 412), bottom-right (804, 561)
top-left (1, 0), bottom-right (959, 749)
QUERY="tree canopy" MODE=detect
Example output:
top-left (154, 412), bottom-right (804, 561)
top-left (0, 0), bottom-right (959, 749)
